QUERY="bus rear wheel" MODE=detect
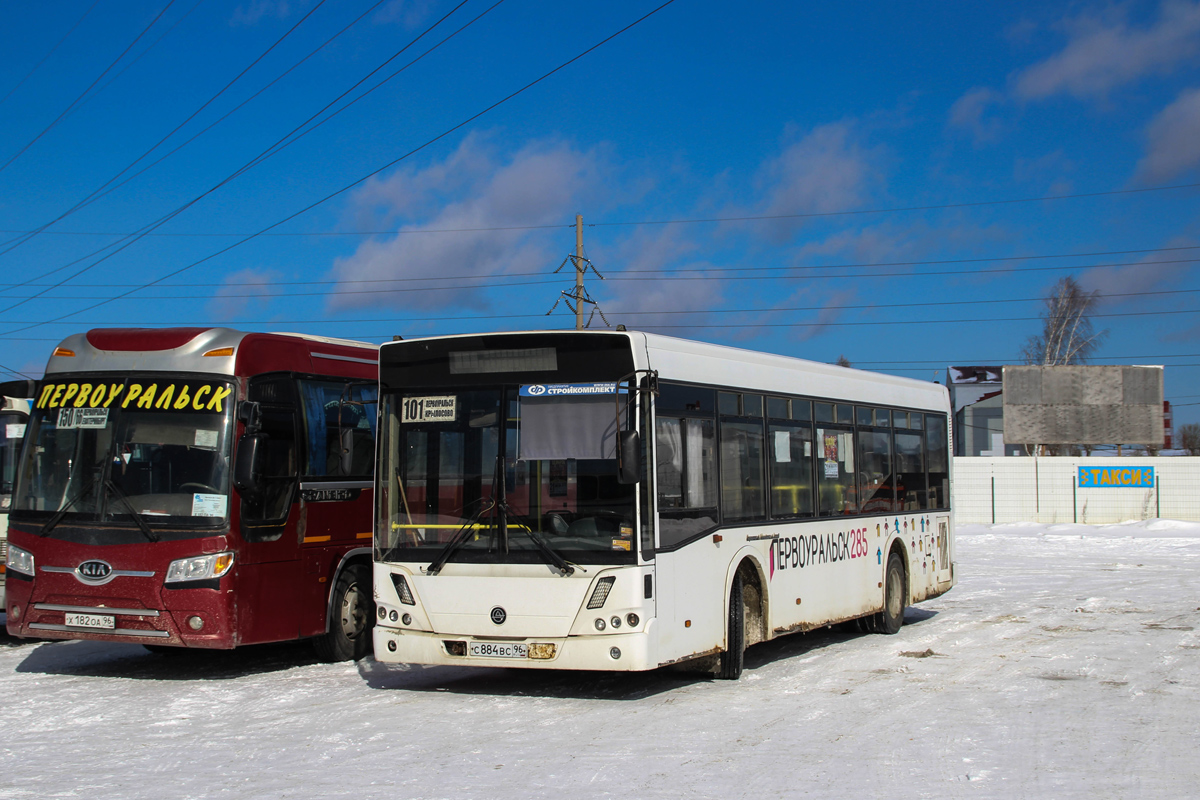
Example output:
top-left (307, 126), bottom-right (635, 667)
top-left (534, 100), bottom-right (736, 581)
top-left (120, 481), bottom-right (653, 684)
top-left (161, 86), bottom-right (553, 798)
top-left (314, 563), bottom-right (374, 662)
top-left (717, 573), bottom-right (745, 680)
top-left (872, 551), bottom-right (906, 635)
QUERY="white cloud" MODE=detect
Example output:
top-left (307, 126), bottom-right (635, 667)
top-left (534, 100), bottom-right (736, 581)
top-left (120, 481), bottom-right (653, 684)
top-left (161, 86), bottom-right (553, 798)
top-left (948, 87), bottom-right (1005, 143)
top-left (1079, 235), bottom-right (1200, 301)
top-left (206, 267), bottom-right (284, 320)
top-left (1135, 86), bottom-right (1200, 181)
top-left (1014, 1), bottom-right (1200, 100)
top-left (328, 135), bottom-right (613, 312)
top-left (787, 287), bottom-right (861, 343)
top-left (753, 122), bottom-right (879, 241)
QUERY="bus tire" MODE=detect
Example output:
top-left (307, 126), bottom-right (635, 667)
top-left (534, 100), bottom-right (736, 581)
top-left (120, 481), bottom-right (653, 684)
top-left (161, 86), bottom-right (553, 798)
top-left (874, 551), bottom-right (906, 635)
top-left (314, 563), bottom-right (374, 662)
top-left (717, 573), bottom-right (745, 680)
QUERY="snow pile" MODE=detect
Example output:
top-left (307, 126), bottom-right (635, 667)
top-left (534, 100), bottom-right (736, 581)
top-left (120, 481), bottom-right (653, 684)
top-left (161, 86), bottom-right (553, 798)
top-left (3, 521), bottom-right (1199, 798)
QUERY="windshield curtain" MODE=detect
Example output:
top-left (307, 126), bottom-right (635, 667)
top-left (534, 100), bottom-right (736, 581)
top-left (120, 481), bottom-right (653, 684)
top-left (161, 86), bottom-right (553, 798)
top-left (13, 376), bottom-right (236, 528)
top-left (376, 387), bottom-right (636, 566)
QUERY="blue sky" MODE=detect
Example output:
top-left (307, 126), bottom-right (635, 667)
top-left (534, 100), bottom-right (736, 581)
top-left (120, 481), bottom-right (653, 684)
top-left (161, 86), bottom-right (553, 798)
top-left (1, 1), bottom-right (1199, 424)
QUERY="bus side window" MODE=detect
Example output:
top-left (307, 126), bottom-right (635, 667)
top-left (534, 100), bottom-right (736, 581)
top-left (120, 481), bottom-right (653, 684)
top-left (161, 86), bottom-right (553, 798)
top-left (855, 422), bottom-right (894, 514)
top-left (816, 426), bottom-right (856, 516)
top-left (719, 419), bottom-right (766, 523)
top-left (655, 416), bottom-right (718, 548)
top-left (768, 422), bottom-right (814, 519)
top-left (925, 414), bottom-right (949, 509)
top-left (242, 378), bottom-right (299, 541)
top-left (299, 380), bottom-right (378, 478)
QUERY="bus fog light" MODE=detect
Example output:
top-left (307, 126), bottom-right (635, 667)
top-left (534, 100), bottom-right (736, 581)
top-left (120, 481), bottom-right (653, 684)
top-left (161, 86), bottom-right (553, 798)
top-left (610, 616), bottom-right (621, 629)
top-left (609, 647), bottom-right (621, 660)
top-left (389, 610), bottom-right (399, 622)
top-left (444, 641), bottom-right (467, 656)
top-left (387, 640), bottom-right (397, 652)
top-left (626, 613), bottom-right (639, 627)
top-left (187, 616), bottom-right (204, 631)
top-left (10, 605), bottom-right (20, 620)
top-left (401, 613), bottom-right (412, 626)
top-left (594, 618), bottom-right (606, 631)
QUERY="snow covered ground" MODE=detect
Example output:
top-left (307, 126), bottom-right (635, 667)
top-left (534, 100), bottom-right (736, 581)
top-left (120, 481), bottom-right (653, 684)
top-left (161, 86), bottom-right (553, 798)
top-left (3, 520), bottom-right (1199, 799)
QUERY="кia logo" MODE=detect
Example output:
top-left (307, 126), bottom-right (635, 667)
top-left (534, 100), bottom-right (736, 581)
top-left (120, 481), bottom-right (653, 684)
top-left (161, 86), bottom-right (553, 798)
top-left (77, 560), bottom-right (113, 582)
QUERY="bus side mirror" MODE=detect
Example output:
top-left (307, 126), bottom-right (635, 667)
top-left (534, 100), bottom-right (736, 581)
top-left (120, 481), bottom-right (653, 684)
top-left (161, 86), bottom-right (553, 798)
top-left (234, 433), bottom-right (266, 495)
top-left (238, 401), bottom-right (261, 433)
top-left (617, 430), bottom-right (640, 484)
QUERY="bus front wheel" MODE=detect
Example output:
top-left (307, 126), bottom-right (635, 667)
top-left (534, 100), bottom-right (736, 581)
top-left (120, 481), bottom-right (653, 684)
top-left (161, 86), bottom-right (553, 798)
top-left (717, 573), bottom-right (745, 680)
top-left (314, 563), bottom-right (374, 662)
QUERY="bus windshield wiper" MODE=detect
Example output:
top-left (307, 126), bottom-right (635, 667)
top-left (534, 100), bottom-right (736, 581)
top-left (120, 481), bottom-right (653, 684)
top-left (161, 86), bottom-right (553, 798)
top-left (38, 464), bottom-right (103, 537)
top-left (104, 479), bottom-right (160, 543)
top-left (426, 499), bottom-right (495, 576)
top-left (503, 503), bottom-right (578, 576)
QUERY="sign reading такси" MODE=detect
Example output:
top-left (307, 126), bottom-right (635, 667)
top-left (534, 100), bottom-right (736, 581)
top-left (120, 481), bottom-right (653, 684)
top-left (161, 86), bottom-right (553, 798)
top-left (1077, 466), bottom-right (1155, 489)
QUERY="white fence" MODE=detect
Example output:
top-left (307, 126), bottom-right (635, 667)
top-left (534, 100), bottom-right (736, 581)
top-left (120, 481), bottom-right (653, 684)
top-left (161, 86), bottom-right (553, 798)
top-left (952, 457), bottom-right (1200, 524)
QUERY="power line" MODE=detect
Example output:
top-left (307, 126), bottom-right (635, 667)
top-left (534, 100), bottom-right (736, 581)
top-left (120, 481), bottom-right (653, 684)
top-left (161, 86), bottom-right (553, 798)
top-left (3, 192), bottom-right (1200, 240)
top-left (2, 282), bottom-right (1197, 310)
top-left (1, 302), bottom-right (1195, 344)
top-left (0, 0), bottom-right (178, 174)
top-left (621, 308), bottom-right (1200, 330)
top-left (0, 359), bottom-right (36, 379)
top-left (585, 182), bottom-right (1200, 227)
top-left (0, 0), bottom-right (100, 108)
top-left (61, 0), bottom-right (208, 122)
top-left (2, 256), bottom-right (1196, 303)
top-left (0, 0), bottom-right (336, 257)
top-left (0, 0), bottom-right (680, 338)
top-left (0, 0), bottom-right (487, 312)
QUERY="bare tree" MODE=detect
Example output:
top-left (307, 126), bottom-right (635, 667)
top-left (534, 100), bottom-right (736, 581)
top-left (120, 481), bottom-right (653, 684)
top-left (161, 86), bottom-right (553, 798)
top-left (1180, 423), bottom-right (1200, 456)
top-left (835, 355), bottom-right (852, 368)
top-left (1021, 276), bottom-right (1108, 366)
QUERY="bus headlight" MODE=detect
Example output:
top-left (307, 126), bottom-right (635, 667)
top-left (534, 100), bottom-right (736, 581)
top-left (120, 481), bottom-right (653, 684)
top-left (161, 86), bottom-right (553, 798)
top-left (6, 544), bottom-right (34, 577)
top-left (165, 552), bottom-right (234, 583)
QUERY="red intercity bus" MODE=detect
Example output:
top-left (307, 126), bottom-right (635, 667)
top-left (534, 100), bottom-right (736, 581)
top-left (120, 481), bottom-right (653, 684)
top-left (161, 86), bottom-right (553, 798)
top-left (5, 327), bottom-right (379, 659)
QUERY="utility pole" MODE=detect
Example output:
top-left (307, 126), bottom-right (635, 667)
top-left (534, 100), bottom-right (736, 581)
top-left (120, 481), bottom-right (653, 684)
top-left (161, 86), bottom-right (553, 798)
top-left (547, 216), bottom-right (607, 328)
top-left (575, 214), bottom-right (584, 330)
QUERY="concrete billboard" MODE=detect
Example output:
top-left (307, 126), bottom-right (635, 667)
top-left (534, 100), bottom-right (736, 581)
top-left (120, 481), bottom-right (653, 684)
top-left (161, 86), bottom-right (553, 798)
top-left (1002, 365), bottom-right (1163, 445)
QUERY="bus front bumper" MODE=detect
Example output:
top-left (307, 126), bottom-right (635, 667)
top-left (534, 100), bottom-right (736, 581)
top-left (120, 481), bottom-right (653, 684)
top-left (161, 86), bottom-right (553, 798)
top-left (372, 625), bottom-right (658, 672)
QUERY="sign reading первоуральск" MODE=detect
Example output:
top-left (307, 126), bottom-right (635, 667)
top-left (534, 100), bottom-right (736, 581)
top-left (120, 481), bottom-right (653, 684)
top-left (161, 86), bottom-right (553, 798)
top-left (1078, 466), bottom-right (1155, 488)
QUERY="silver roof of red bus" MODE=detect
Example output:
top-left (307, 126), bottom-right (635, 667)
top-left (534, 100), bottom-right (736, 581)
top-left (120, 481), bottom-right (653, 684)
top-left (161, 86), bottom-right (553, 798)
top-left (44, 328), bottom-right (377, 377)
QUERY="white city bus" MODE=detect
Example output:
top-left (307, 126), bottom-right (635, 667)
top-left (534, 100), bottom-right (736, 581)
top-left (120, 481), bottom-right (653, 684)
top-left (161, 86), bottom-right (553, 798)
top-left (372, 331), bottom-right (953, 678)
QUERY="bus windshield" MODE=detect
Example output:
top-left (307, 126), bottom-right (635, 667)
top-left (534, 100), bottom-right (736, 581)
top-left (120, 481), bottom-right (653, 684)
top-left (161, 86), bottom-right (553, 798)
top-left (14, 376), bottom-right (235, 530)
top-left (376, 387), bottom-right (636, 567)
